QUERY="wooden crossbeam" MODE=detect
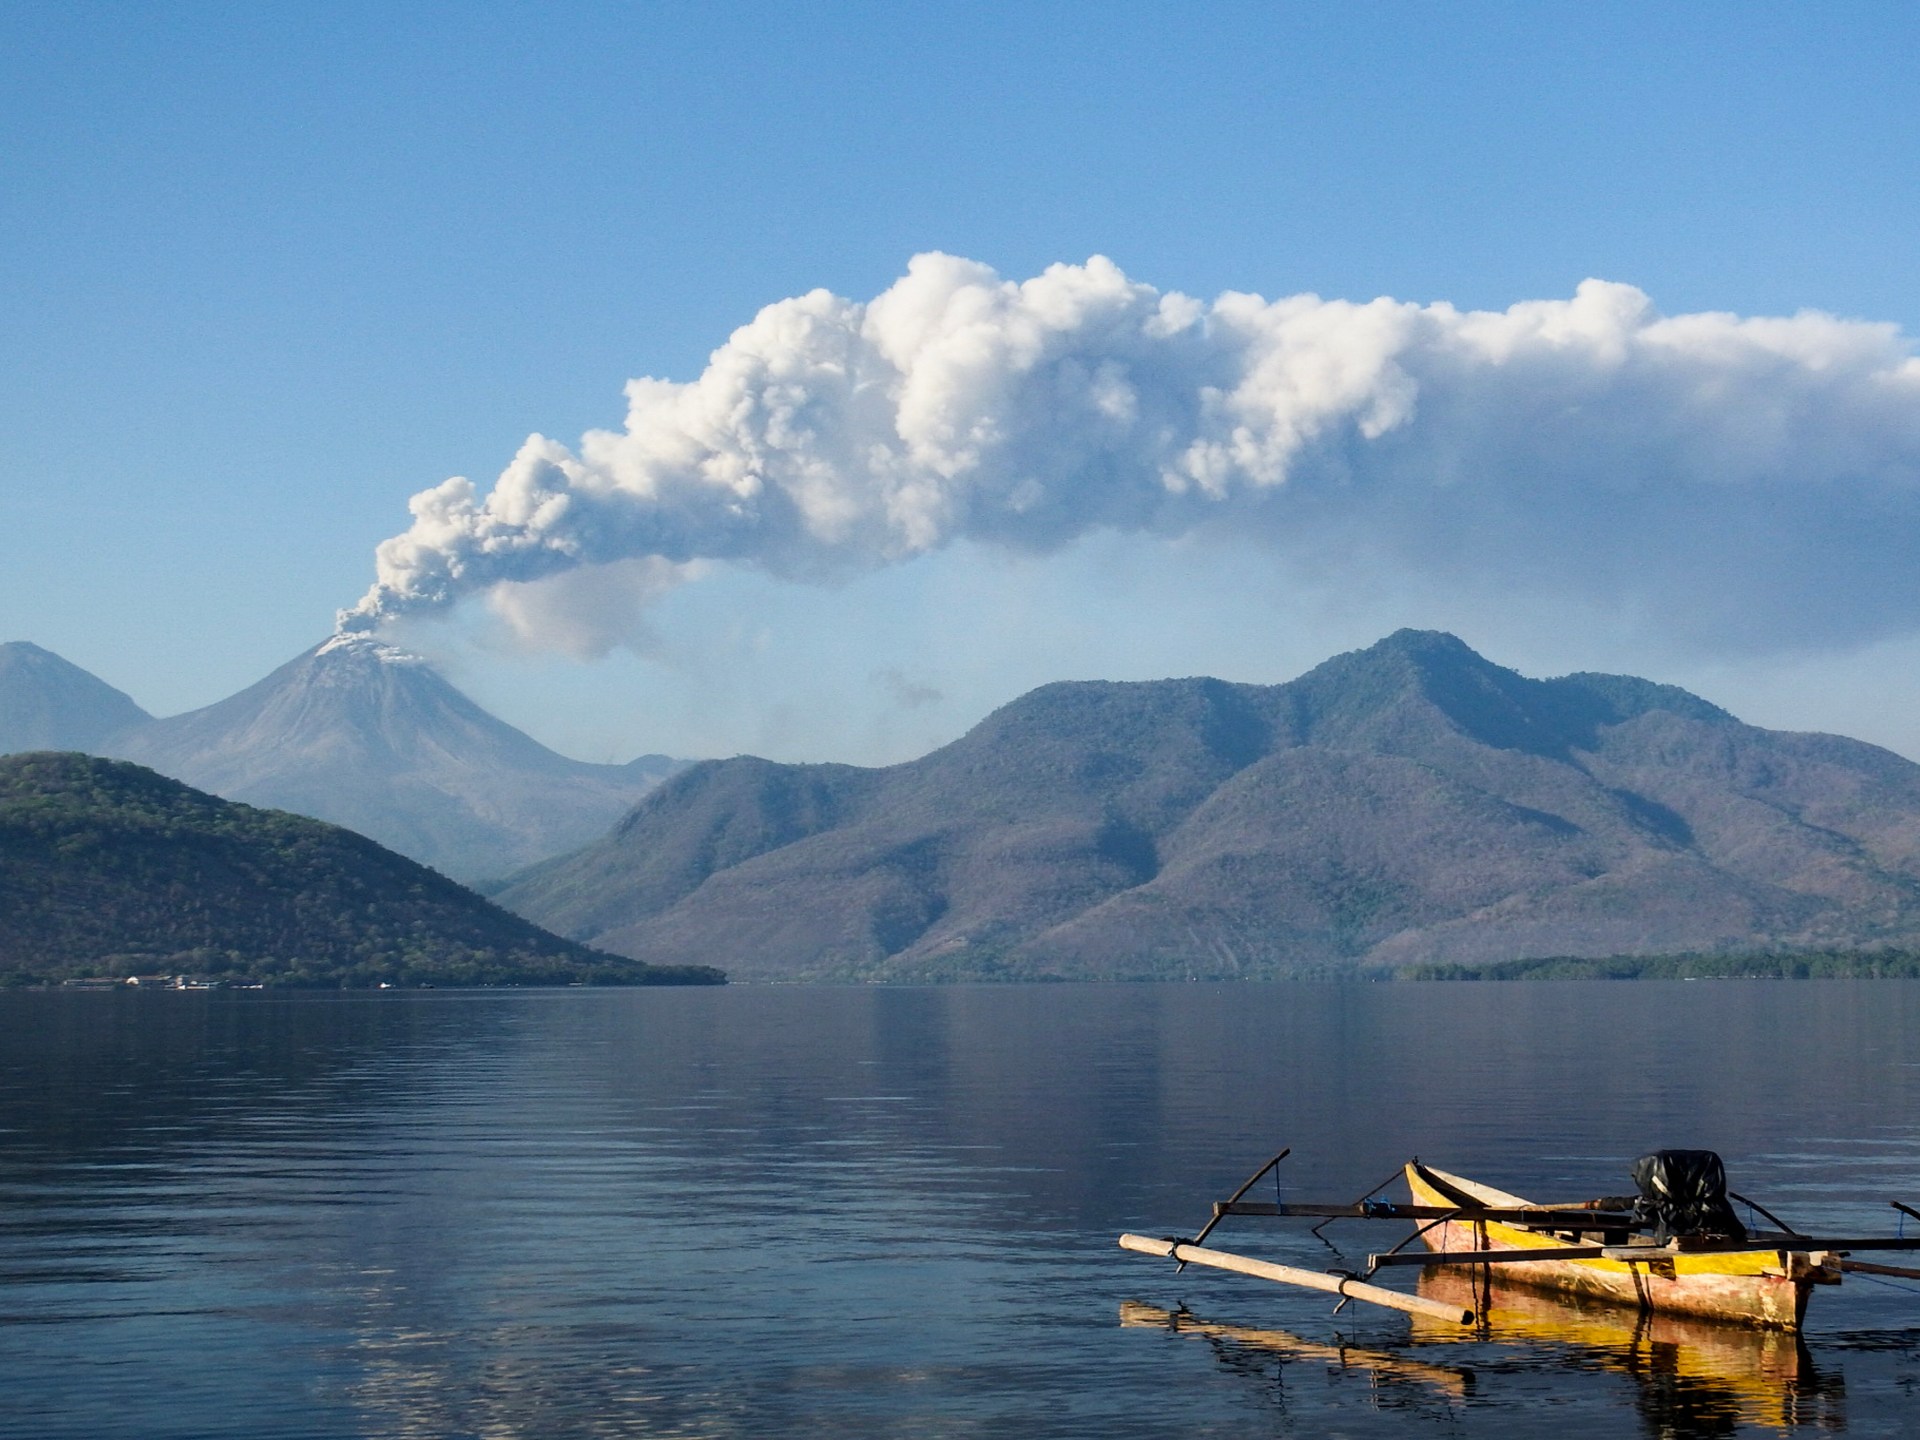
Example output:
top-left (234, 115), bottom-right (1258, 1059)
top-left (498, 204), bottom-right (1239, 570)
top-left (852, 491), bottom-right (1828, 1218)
top-left (1368, 1245), bottom-right (1615, 1268)
top-left (1370, 1235), bottom-right (1920, 1269)
top-left (1221, 1201), bottom-right (1637, 1227)
top-left (1842, 1258), bottom-right (1920, 1282)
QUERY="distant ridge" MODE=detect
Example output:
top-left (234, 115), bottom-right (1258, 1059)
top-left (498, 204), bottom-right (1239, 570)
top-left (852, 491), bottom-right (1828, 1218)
top-left (0, 752), bottom-right (723, 988)
top-left (0, 636), bottom-right (685, 882)
top-left (494, 630), bottom-right (1920, 980)
top-left (0, 642), bottom-right (152, 754)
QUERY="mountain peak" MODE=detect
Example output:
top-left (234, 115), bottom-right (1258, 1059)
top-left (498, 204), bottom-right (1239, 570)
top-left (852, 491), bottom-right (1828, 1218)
top-left (0, 641), bottom-right (153, 754)
top-left (1369, 628), bottom-right (1482, 660)
top-left (1305, 629), bottom-right (1501, 685)
top-left (313, 631), bottom-right (428, 667)
top-left (1288, 630), bottom-right (1519, 740)
top-left (123, 637), bottom-right (556, 780)
top-left (108, 639), bottom-right (683, 880)
top-left (1289, 630), bottom-right (1729, 759)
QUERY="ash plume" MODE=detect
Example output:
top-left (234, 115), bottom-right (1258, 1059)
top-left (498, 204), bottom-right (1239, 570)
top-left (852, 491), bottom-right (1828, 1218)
top-left (339, 253), bottom-right (1920, 654)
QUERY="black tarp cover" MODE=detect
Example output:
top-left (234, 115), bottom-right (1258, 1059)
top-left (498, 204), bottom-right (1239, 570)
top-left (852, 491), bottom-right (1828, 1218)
top-left (1629, 1150), bottom-right (1748, 1243)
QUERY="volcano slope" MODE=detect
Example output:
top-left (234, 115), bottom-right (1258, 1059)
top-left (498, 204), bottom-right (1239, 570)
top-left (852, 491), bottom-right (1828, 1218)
top-left (105, 635), bottom-right (681, 883)
top-left (494, 631), bottom-right (1920, 980)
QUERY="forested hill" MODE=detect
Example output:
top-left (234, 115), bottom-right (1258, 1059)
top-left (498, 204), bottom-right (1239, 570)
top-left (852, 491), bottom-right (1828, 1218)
top-left (0, 752), bottom-right (723, 988)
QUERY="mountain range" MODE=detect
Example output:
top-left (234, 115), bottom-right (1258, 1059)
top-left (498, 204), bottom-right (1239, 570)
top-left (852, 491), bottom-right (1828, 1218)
top-left (16, 627), bottom-right (1920, 983)
top-left (0, 636), bottom-right (683, 882)
top-left (492, 630), bottom-right (1920, 980)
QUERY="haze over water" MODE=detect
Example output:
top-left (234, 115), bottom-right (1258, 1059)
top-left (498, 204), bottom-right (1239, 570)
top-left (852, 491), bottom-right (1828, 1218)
top-left (3, 981), bottom-right (1917, 1438)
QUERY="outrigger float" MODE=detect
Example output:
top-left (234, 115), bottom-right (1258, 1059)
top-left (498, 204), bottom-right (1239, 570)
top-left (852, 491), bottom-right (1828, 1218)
top-left (1120, 1148), bottom-right (1920, 1330)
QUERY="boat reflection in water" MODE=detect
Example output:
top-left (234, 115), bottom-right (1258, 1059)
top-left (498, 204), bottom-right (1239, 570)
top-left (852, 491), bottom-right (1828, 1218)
top-left (1410, 1267), bottom-right (1845, 1434)
top-left (1119, 1300), bottom-right (1474, 1415)
top-left (1122, 1280), bottom-right (1847, 1436)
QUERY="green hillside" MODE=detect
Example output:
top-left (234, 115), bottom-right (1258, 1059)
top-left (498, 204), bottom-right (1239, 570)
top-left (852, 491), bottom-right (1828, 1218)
top-left (0, 752), bottom-right (724, 988)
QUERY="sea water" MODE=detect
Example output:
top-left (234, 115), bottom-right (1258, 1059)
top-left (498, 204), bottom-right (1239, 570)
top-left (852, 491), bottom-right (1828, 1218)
top-left (2, 981), bottom-right (1917, 1438)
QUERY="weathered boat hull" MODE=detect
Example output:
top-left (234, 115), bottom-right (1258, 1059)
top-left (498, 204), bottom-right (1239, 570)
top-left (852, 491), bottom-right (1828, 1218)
top-left (1405, 1162), bottom-right (1834, 1331)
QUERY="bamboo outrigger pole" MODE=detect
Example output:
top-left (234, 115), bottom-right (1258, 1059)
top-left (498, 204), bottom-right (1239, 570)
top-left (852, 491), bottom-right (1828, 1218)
top-left (1118, 1234), bottom-right (1476, 1325)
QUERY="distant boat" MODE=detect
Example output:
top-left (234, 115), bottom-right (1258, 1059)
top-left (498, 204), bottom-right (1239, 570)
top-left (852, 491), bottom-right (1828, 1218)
top-left (1121, 1148), bottom-right (1920, 1332)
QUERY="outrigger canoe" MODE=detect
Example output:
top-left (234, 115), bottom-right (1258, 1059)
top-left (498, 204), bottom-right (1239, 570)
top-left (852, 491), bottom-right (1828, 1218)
top-left (1401, 1160), bottom-right (1833, 1329)
top-left (1120, 1148), bottom-right (1920, 1331)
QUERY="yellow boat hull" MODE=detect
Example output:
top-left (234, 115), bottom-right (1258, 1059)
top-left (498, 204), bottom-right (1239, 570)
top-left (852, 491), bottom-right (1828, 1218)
top-left (1405, 1162), bottom-right (1836, 1331)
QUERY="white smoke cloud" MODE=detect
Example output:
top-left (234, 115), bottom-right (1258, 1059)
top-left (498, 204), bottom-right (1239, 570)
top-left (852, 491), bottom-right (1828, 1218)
top-left (340, 253), bottom-right (1920, 654)
top-left (482, 555), bottom-right (707, 659)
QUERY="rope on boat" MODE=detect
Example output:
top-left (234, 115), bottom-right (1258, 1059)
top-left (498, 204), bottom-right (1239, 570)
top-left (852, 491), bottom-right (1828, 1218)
top-left (1313, 1164), bottom-right (1405, 1242)
top-left (1847, 1269), bottom-right (1920, 1299)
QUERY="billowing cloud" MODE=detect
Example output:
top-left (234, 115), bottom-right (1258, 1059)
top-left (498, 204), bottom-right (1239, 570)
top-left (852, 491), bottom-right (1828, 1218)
top-left (340, 253), bottom-right (1920, 654)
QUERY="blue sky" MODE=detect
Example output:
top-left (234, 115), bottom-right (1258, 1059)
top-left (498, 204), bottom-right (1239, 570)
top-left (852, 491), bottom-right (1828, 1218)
top-left (6, 3), bottom-right (1920, 764)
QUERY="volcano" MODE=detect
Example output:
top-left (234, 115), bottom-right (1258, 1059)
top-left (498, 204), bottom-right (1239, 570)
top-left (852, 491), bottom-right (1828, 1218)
top-left (108, 634), bottom-right (681, 881)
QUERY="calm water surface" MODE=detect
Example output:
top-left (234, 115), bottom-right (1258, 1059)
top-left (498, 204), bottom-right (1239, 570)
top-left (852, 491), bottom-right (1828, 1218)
top-left (1, 982), bottom-right (1917, 1438)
